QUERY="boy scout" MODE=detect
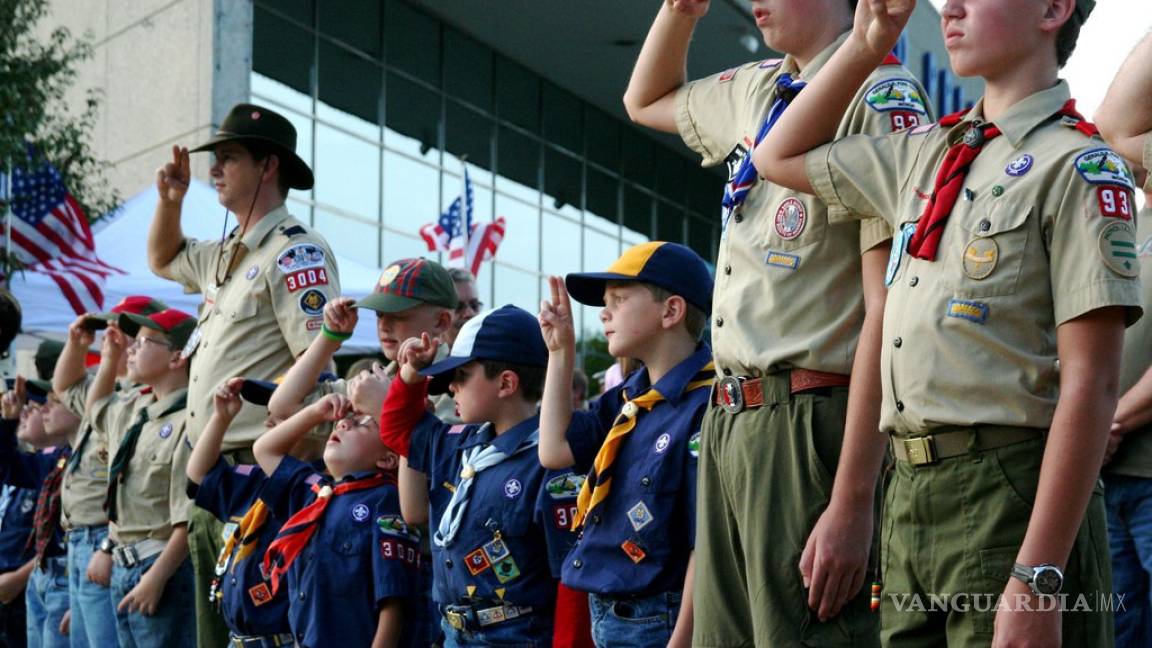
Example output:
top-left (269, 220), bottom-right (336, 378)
top-left (381, 306), bottom-right (566, 645)
top-left (253, 392), bottom-right (419, 648)
top-left (754, 0), bottom-right (1136, 645)
top-left (537, 241), bottom-right (714, 647)
top-left (85, 309), bottom-right (199, 647)
top-left (52, 296), bottom-right (166, 648)
top-left (624, 1), bottom-right (931, 644)
top-left (148, 102), bottom-right (339, 647)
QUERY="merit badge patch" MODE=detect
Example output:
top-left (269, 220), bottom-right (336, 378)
top-left (245, 265), bottom-right (259, 280)
top-left (546, 473), bottom-right (585, 500)
top-left (465, 548), bottom-right (491, 576)
top-left (299, 289), bottom-right (327, 316)
top-left (774, 198), bottom-right (807, 240)
top-left (248, 583), bottom-right (273, 607)
top-left (621, 540), bottom-right (647, 564)
top-left (276, 243), bottom-right (327, 274)
top-left (688, 432), bottom-right (701, 459)
top-left (285, 267), bottom-right (329, 292)
top-left (765, 251), bottom-right (800, 271)
top-left (1097, 186), bottom-right (1134, 220)
top-left (351, 504), bottom-right (370, 522)
top-left (718, 67), bottom-right (738, 83)
top-left (1005, 154), bottom-right (1034, 177)
top-left (158, 423), bottom-right (173, 439)
top-left (1075, 149), bottom-right (1137, 190)
top-left (1099, 221), bottom-right (1139, 277)
top-left (493, 556), bottom-right (521, 583)
top-left (627, 501), bottom-right (654, 532)
top-left (503, 479), bottom-right (522, 499)
top-left (864, 79), bottom-right (928, 114)
top-left (654, 433), bottom-right (671, 454)
top-left (946, 298), bottom-right (990, 324)
top-left (962, 237), bottom-right (999, 280)
top-left (483, 537), bottom-right (511, 564)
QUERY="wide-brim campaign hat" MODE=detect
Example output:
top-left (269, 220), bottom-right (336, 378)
top-left (565, 241), bottom-right (713, 315)
top-left (420, 305), bottom-right (547, 395)
top-left (117, 309), bottom-right (197, 350)
top-left (190, 103), bottom-right (314, 191)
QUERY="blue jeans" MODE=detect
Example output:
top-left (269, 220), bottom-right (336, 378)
top-left (66, 526), bottom-right (118, 648)
top-left (588, 590), bottom-right (681, 648)
top-left (1105, 473), bottom-right (1152, 646)
top-left (25, 557), bottom-right (68, 648)
top-left (110, 555), bottom-right (194, 648)
top-left (440, 611), bottom-right (552, 647)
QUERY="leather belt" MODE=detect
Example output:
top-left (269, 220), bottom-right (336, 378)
top-left (713, 369), bottom-right (851, 414)
top-left (443, 603), bottom-right (535, 631)
top-left (112, 538), bottom-right (166, 568)
top-left (892, 427), bottom-right (1044, 466)
top-left (229, 633), bottom-right (295, 647)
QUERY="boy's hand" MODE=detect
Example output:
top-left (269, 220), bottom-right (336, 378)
top-left (86, 549), bottom-right (112, 586)
top-left (212, 377), bottom-right (245, 420)
top-left (59, 609), bottom-right (70, 636)
top-left (157, 145), bottom-right (190, 206)
top-left (118, 571), bottom-right (164, 616)
top-left (0, 570), bottom-right (24, 604)
top-left (101, 325), bottom-right (128, 362)
top-left (992, 578), bottom-right (1061, 647)
top-left (323, 297), bottom-right (359, 335)
top-left (667, 0), bottom-right (709, 17)
top-left (854, 0), bottom-right (915, 57)
top-left (68, 314), bottom-right (97, 347)
top-left (539, 276), bottom-right (576, 356)
top-left (348, 364), bottom-right (390, 422)
top-left (1, 377), bottom-right (26, 420)
top-left (311, 393), bottom-right (353, 422)
top-left (398, 333), bottom-right (440, 371)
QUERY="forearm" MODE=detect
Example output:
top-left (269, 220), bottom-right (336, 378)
top-left (379, 376), bottom-right (427, 459)
top-left (669, 552), bottom-right (696, 647)
top-left (1095, 32), bottom-right (1152, 163)
top-left (622, 3), bottom-right (699, 130)
top-left (52, 340), bottom-right (89, 395)
top-left (147, 200), bottom-right (185, 275)
top-left (1113, 365), bottom-right (1152, 434)
top-left (254, 408), bottom-right (323, 475)
top-left (539, 352), bottom-right (576, 469)
top-left (397, 457), bottom-right (429, 526)
top-left (372, 598), bottom-right (403, 648)
top-left (147, 526), bottom-right (189, 585)
top-left (267, 335), bottom-right (342, 420)
top-left (85, 361), bottom-right (119, 415)
top-left (186, 412), bottom-right (230, 485)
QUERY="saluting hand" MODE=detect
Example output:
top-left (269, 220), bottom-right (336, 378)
top-left (324, 297), bottom-right (359, 335)
top-left (213, 377), bottom-right (245, 421)
top-left (539, 276), bottom-right (576, 356)
top-left (68, 314), bottom-right (97, 347)
top-left (1, 376), bottom-right (26, 420)
top-left (157, 145), bottom-right (190, 205)
top-left (667, 0), bottom-right (709, 17)
top-left (101, 325), bottom-right (128, 362)
top-left (398, 333), bottom-right (440, 372)
top-left (854, 0), bottom-right (915, 57)
top-left (311, 393), bottom-right (353, 422)
top-left (348, 364), bottom-right (390, 424)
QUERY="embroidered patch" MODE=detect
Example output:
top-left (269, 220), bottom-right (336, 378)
top-left (946, 298), bottom-right (990, 324)
top-left (20, 497), bottom-right (33, 514)
top-left (627, 501), bottom-right (654, 532)
top-left (545, 473), bottom-right (585, 499)
top-left (1099, 221), bottom-right (1139, 277)
top-left (285, 267), bottom-right (329, 292)
top-left (889, 111), bottom-right (924, 132)
top-left (305, 318), bottom-right (322, 331)
top-left (552, 504), bottom-right (577, 530)
top-left (1097, 186), bottom-right (1134, 220)
top-left (465, 548), bottom-right (491, 575)
top-left (220, 522), bottom-right (239, 543)
top-left (180, 326), bottom-right (203, 360)
top-left (758, 58), bottom-right (783, 69)
top-left (886, 223), bottom-right (915, 286)
top-left (503, 478), bottom-right (522, 499)
top-left (774, 198), bottom-right (807, 240)
top-left (621, 540), bottom-right (647, 564)
top-left (688, 432), bottom-right (701, 458)
top-left (493, 556), bottom-right (521, 583)
top-left (447, 424), bottom-right (467, 435)
top-left (962, 237), bottom-right (999, 280)
top-left (276, 244), bottom-right (327, 273)
top-left (1005, 155), bottom-right (1034, 177)
top-left (765, 251), bottom-right (800, 270)
top-left (909, 123), bottom-right (936, 136)
top-left (718, 67), bottom-right (738, 83)
top-left (245, 265), bottom-right (259, 280)
top-left (248, 583), bottom-right (273, 607)
top-left (864, 79), bottom-right (928, 114)
top-left (299, 289), bottom-right (327, 316)
top-left (376, 514), bottom-right (415, 538)
top-left (483, 537), bottom-right (511, 564)
top-left (381, 537), bottom-right (420, 565)
top-left (233, 464), bottom-right (255, 476)
top-left (1075, 149), bottom-right (1137, 189)
top-left (158, 423), bottom-right (173, 439)
top-left (723, 141), bottom-right (750, 183)
top-left (654, 433), bottom-right (671, 454)
top-left (351, 504), bottom-right (370, 522)
top-left (378, 264), bottom-right (401, 288)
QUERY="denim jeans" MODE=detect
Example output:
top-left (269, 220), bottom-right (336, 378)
top-left (0, 595), bottom-right (27, 648)
top-left (25, 557), bottom-right (68, 648)
top-left (1105, 473), bottom-right (1152, 647)
top-left (66, 526), bottom-right (118, 648)
top-left (110, 554), bottom-right (194, 648)
top-left (440, 611), bottom-right (552, 647)
top-left (588, 590), bottom-right (681, 648)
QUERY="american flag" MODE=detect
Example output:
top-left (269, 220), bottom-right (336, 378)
top-left (3, 148), bottom-right (123, 314)
top-left (419, 168), bottom-right (505, 277)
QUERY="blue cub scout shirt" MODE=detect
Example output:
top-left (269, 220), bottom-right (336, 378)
top-left (259, 457), bottom-right (420, 648)
top-left (561, 344), bottom-right (712, 596)
top-left (0, 418), bottom-right (69, 564)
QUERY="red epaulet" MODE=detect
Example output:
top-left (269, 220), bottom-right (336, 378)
top-left (881, 53), bottom-right (902, 66)
top-left (938, 109), bottom-right (969, 127)
top-left (1057, 99), bottom-right (1099, 137)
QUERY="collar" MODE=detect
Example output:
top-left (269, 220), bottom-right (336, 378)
top-left (145, 388), bottom-right (188, 419)
top-left (460, 414), bottom-right (539, 454)
top-left (335, 469), bottom-right (386, 486)
top-left (622, 343), bottom-right (713, 406)
top-left (949, 81), bottom-right (1072, 148)
top-left (782, 31), bottom-right (850, 81)
top-left (228, 204), bottom-right (291, 251)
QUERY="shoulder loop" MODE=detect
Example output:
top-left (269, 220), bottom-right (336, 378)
top-left (280, 225), bottom-right (307, 238)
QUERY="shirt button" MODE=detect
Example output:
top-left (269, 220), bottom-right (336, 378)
top-left (716, 316), bottom-right (724, 328)
top-left (893, 337), bottom-right (902, 348)
top-left (230, 577), bottom-right (236, 585)
top-left (724, 265), bottom-right (732, 275)
top-left (445, 559), bottom-right (453, 569)
top-left (573, 559), bottom-right (583, 568)
top-left (896, 400), bottom-right (905, 412)
top-left (297, 634), bottom-right (304, 643)
top-left (591, 514), bottom-right (601, 525)
top-left (641, 477), bottom-right (651, 488)
top-left (298, 591), bottom-right (306, 600)
top-left (979, 219), bottom-right (991, 232)
top-left (908, 276), bottom-right (919, 287)
top-left (733, 214), bottom-right (743, 223)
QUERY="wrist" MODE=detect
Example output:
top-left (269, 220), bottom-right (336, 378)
top-left (320, 324), bottom-right (352, 343)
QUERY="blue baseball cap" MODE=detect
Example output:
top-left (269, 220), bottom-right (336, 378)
top-left (420, 305), bottom-right (548, 394)
top-left (239, 373), bottom-right (338, 406)
top-left (565, 241), bottom-right (713, 314)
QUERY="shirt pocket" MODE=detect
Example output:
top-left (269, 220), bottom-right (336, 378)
top-left (759, 194), bottom-right (828, 253)
top-left (944, 200), bottom-right (1032, 298)
top-left (225, 294), bottom-right (260, 324)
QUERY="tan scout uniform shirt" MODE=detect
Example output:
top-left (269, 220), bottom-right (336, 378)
top-left (807, 81), bottom-right (1143, 435)
top-left (157, 205), bottom-right (339, 451)
top-left (1107, 205), bottom-right (1152, 479)
top-left (675, 33), bottom-right (931, 375)
top-left (90, 389), bottom-right (192, 543)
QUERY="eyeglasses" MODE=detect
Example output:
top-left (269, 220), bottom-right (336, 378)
top-left (456, 299), bottom-right (483, 313)
top-left (341, 413), bottom-right (377, 429)
top-left (130, 336), bottom-right (173, 350)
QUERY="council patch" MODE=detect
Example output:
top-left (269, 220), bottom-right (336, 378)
top-left (276, 243), bottom-right (327, 273)
top-left (1075, 148), bottom-right (1136, 190)
top-left (864, 79), bottom-right (927, 114)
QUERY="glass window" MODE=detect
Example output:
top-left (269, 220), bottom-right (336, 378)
top-left (581, 226), bottom-right (619, 335)
top-left (492, 264), bottom-right (539, 313)
top-left (620, 129), bottom-right (655, 190)
top-left (314, 207), bottom-right (379, 267)
top-left (585, 168), bottom-right (618, 234)
top-left (655, 150), bottom-right (688, 204)
top-left (318, 40), bottom-right (382, 130)
top-left (543, 147), bottom-right (581, 216)
top-left (655, 200), bottom-right (684, 243)
top-left (472, 260), bottom-right (494, 310)
top-left (585, 107), bottom-right (620, 171)
top-left (385, 0), bottom-right (440, 87)
top-left (687, 215), bottom-right (716, 262)
top-left (445, 101), bottom-right (492, 169)
top-left (542, 82), bottom-right (582, 154)
top-left (383, 151), bottom-right (439, 242)
top-left (319, 0), bottom-right (381, 57)
top-left (385, 71), bottom-right (440, 158)
top-left (251, 72), bottom-right (313, 116)
top-left (380, 230), bottom-right (431, 266)
top-left (622, 185), bottom-right (653, 240)
top-left (286, 196), bottom-right (313, 226)
top-left (315, 122), bottom-right (379, 222)
top-left (495, 125), bottom-right (539, 202)
top-left (260, 0), bottom-right (312, 26)
top-left (494, 194), bottom-right (539, 271)
top-left (441, 169), bottom-right (493, 241)
top-left (444, 28), bottom-right (492, 112)
top-left (541, 212), bottom-right (581, 277)
top-left (253, 7), bottom-right (313, 96)
top-left (495, 56), bottom-right (539, 133)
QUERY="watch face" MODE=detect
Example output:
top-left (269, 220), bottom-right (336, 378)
top-left (1034, 567), bottom-right (1063, 595)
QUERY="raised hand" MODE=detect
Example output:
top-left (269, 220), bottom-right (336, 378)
top-left (212, 377), bottom-right (245, 420)
top-left (667, 0), bottom-right (709, 18)
top-left (854, 0), bottom-right (915, 57)
top-left (538, 276), bottom-right (576, 356)
top-left (312, 393), bottom-right (353, 422)
top-left (398, 333), bottom-right (440, 372)
top-left (324, 297), bottom-right (359, 334)
top-left (1, 376), bottom-right (26, 420)
top-left (156, 145), bottom-right (191, 205)
top-left (68, 314), bottom-right (97, 347)
top-left (101, 325), bottom-right (128, 362)
top-left (348, 365), bottom-right (390, 423)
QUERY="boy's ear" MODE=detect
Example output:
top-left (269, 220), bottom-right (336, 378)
top-left (168, 350), bottom-right (189, 372)
top-left (660, 295), bottom-right (688, 331)
top-left (435, 307), bottom-right (453, 334)
top-left (377, 450), bottom-right (399, 472)
top-left (1040, 0), bottom-right (1075, 32)
top-left (496, 369), bottom-right (521, 399)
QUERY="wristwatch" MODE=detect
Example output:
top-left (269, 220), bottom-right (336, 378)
top-left (1010, 562), bottom-right (1063, 595)
top-left (98, 537), bottom-right (115, 555)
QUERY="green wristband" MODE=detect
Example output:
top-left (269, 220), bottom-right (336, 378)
top-left (320, 324), bottom-right (352, 342)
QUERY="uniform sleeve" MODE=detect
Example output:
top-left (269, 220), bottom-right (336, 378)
top-left (806, 129), bottom-right (932, 226)
top-left (1048, 148), bottom-right (1144, 326)
top-left (60, 376), bottom-right (91, 418)
top-left (168, 426), bottom-right (194, 526)
top-left (193, 458), bottom-right (266, 522)
top-left (258, 455), bottom-right (320, 520)
top-left (859, 219), bottom-right (893, 253)
top-left (406, 412), bottom-right (449, 478)
top-left (268, 240), bottom-right (340, 357)
top-left (155, 237), bottom-right (219, 293)
top-left (372, 489), bottom-right (419, 606)
top-left (88, 392), bottom-right (132, 444)
top-left (534, 469), bottom-right (581, 577)
top-left (674, 62), bottom-right (762, 166)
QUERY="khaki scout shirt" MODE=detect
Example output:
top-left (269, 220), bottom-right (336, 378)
top-left (91, 388), bottom-right (192, 543)
top-left (675, 33), bottom-right (931, 375)
top-left (807, 81), bottom-right (1143, 435)
top-left (156, 205), bottom-right (339, 451)
top-left (321, 345), bottom-right (460, 423)
top-left (1107, 206), bottom-right (1152, 478)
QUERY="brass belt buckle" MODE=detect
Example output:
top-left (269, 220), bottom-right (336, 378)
top-left (904, 436), bottom-right (938, 466)
top-left (717, 376), bottom-right (744, 414)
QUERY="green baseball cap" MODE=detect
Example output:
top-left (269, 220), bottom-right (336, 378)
top-left (356, 258), bottom-right (459, 314)
top-left (117, 309), bottom-right (198, 349)
top-left (82, 295), bottom-right (168, 330)
top-left (35, 340), bottom-right (65, 381)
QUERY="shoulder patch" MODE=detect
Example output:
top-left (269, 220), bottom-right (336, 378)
top-left (1074, 148), bottom-right (1136, 190)
top-left (864, 79), bottom-right (927, 114)
top-left (545, 473), bottom-right (585, 500)
top-left (276, 243), bottom-right (327, 274)
top-left (1099, 221), bottom-right (1139, 277)
top-left (299, 289), bottom-right (327, 316)
top-left (758, 58), bottom-right (783, 69)
top-left (281, 225), bottom-right (307, 238)
top-left (718, 67), bottom-right (738, 83)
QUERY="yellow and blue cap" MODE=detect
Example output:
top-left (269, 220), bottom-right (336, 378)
top-left (565, 241), bottom-right (713, 315)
